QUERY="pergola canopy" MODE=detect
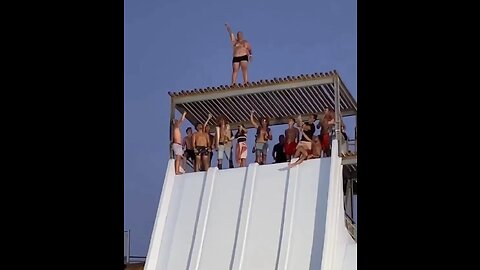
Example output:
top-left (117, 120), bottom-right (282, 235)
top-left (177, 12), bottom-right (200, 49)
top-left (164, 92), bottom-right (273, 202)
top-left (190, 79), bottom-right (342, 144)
top-left (169, 70), bottom-right (357, 131)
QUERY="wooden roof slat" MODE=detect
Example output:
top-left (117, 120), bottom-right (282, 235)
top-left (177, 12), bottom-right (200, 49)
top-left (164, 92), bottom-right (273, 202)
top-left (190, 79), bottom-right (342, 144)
top-left (302, 87), bottom-right (324, 113)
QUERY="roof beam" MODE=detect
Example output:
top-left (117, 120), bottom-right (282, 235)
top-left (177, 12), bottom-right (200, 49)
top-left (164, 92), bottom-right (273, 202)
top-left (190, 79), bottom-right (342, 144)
top-left (341, 156), bottom-right (357, 165)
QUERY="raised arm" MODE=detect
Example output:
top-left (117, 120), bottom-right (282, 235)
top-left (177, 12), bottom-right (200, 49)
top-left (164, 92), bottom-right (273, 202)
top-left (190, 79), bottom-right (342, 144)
top-left (203, 113), bottom-right (213, 133)
top-left (225, 23), bottom-right (236, 45)
top-left (226, 124), bottom-right (234, 140)
top-left (250, 110), bottom-right (259, 128)
top-left (296, 115), bottom-right (304, 129)
top-left (177, 111), bottom-right (187, 126)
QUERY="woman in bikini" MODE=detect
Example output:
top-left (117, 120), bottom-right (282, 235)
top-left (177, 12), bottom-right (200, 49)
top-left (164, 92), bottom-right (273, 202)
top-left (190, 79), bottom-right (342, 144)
top-left (234, 124), bottom-right (248, 167)
top-left (225, 23), bottom-right (253, 86)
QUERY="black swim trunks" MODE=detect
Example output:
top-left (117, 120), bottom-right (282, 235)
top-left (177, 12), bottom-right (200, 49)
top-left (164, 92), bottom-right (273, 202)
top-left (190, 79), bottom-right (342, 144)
top-left (185, 149), bottom-right (195, 160)
top-left (232, 55), bottom-right (249, 63)
top-left (194, 146), bottom-right (209, 156)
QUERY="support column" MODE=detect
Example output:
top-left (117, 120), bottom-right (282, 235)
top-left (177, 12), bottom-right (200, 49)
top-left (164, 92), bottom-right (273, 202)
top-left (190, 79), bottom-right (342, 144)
top-left (169, 100), bottom-right (176, 159)
top-left (334, 75), bottom-right (341, 156)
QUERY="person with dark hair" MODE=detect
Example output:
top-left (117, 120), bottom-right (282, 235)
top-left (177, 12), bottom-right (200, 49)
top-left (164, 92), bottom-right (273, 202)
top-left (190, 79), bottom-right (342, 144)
top-left (235, 124), bottom-right (248, 167)
top-left (273, 135), bottom-right (287, 163)
top-left (183, 127), bottom-right (195, 164)
top-left (192, 122), bottom-right (211, 172)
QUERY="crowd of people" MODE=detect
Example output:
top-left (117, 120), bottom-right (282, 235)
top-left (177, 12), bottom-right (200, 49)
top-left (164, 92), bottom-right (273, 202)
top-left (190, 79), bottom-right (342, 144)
top-left (171, 108), bottom-right (348, 175)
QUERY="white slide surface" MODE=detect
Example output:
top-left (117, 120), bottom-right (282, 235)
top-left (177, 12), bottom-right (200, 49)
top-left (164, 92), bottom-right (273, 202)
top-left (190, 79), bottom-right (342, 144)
top-left (144, 140), bottom-right (356, 270)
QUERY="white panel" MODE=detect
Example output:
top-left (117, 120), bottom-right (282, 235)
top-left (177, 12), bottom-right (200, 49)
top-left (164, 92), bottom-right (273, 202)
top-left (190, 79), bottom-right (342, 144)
top-left (288, 159), bottom-right (330, 270)
top-left (309, 158), bottom-right (332, 270)
top-left (157, 172), bottom-right (207, 270)
top-left (321, 140), bottom-right (357, 270)
top-left (342, 244), bottom-right (357, 270)
top-left (145, 145), bottom-right (356, 270)
top-left (197, 167), bottom-right (248, 270)
top-left (144, 159), bottom-right (177, 270)
top-left (241, 163), bottom-right (290, 270)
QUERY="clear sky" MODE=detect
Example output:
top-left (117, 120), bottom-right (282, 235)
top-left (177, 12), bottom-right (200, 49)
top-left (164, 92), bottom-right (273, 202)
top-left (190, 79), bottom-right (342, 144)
top-left (125, 0), bottom-right (357, 256)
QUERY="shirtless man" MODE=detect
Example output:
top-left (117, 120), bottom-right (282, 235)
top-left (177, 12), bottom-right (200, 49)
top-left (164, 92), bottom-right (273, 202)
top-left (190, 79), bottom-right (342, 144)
top-left (172, 111), bottom-right (187, 175)
top-left (225, 23), bottom-right (253, 85)
top-left (192, 123), bottom-right (211, 172)
top-left (182, 127), bottom-right (195, 168)
top-left (317, 108), bottom-right (335, 157)
top-left (284, 117), bottom-right (300, 161)
top-left (250, 110), bottom-right (272, 165)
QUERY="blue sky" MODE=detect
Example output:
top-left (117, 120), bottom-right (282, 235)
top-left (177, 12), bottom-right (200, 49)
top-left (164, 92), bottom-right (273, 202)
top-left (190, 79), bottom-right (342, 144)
top-left (125, 0), bottom-right (356, 256)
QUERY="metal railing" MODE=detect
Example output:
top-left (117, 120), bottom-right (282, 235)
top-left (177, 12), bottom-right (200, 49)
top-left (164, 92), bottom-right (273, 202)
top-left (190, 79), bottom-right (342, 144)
top-left (344, 177), bottom-right (357, 242)
top-left (124, 230), bottom-right (130, 264)
top-left (128, 255), bottom-right (147, 263)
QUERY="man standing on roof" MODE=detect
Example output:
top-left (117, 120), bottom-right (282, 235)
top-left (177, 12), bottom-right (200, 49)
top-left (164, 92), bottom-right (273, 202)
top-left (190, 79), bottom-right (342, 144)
top-left (172, 111), bottom-right (187, 175)
top-left (225, 23), bottom-right (252, 86)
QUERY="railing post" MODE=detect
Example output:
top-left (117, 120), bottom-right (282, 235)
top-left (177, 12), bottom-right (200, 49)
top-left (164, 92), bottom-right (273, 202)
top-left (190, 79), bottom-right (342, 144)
top-left (124, 230), bottom-right (131, 264)
top-left (169, 101), bottom-right (175, 159)
top-left (334, 75), bottom-right (341, 155)
top-left (355, 119), bottom-right (357, 153)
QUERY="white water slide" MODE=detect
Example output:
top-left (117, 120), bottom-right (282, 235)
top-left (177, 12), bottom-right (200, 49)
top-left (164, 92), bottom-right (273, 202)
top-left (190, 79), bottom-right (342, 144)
top-left (145, 140), bottom-right (356, 270)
